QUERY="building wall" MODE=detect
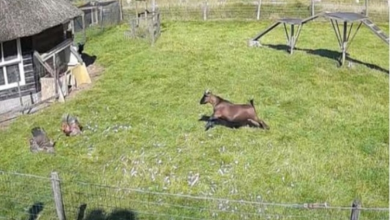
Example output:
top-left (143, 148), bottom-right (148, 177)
top-left (0, 37), bottom-right (37, 102)
top-left (0, 24), bottom-right (69, 113)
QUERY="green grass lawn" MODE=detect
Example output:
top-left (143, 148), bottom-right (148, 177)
top-left (0, 21), bottom-right (388, 219)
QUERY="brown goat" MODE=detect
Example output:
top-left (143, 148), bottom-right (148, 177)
top-left (199, 90), bottom-right (269, 131)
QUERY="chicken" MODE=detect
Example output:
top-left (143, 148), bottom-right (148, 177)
top-left (61, 114), bottom-right (83, 136)
top-left (29, 127), bottom-right (55, 154)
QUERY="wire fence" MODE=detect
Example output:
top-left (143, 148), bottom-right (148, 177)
top-left (69, 0), bottom-right (389, 24)
top-left (120, 0), bottom-right (389, 23)
top-left (0, 171), bottom-right (57, 220)
top-left (73, 0), bottom-right (123, 44)
top-left (0, 170), bottom-right (388, 220)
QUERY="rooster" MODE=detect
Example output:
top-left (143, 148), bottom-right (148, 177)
top-left (29, 127), bottom-right (55, 154)
top-left (61, 114), bottom-right (83, 136)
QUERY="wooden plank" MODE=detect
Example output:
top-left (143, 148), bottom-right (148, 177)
top-left (33, 51), bottom-right (55, 77)
top-left (41, 39), bottom-right (73, 61)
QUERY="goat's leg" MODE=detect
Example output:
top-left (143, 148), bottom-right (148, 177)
top-left (205, 115), bottom-right (218, 131)
top-left (248, 118), bottom-right (269, 130)
top-left (258, 119), bottom-right (269, 130)
top-left (247, 119), bottom-right (260, 127)
top-left (205, 121), bottom-right (214, 131)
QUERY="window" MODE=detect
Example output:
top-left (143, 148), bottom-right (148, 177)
top-left (0, 39), bottom-right (25, 90)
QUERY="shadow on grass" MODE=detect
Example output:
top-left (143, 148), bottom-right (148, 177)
top-left (27, 202), bottom-right (44, 220)
top-left (263, 44), bottom-right (389, 74)
top-left (81, 53), bottom-right (97, 67)
top-left (199, 114), bottom-right (260, 130)
top-left (79, 204), bottom-right (138, 220)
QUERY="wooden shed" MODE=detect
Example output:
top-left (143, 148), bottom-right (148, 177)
top-left (75, 0), bottom-right (121, 31)
top-left (0, 0), bottom-right (83, 114)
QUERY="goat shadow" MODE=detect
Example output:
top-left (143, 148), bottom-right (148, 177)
top-left (27, 202), bottom-right (44, 220)
top-left (263, 44), bottom-right (389, 74)
top-left (198, 115), bottom-right (258, 130)
top-left (81, 53), bottom-right (97, 67)
top-left (80, 206), bottom-right (138, 220)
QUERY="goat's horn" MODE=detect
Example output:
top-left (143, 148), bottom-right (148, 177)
top-left (205, 89), bottom-right (209, 94)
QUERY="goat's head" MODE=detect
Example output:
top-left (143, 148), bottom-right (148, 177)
top-left (199, 89), bottom-right (213, 105)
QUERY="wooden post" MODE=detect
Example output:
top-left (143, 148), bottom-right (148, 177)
top-left (350, 200), bottom-right (361, 220)
top-left (118, 0), bottom-right (123, 22)
top-left (152, 0), bottom-right (156, 12)
top-left (136, 1), bottom-right (140, 26)
top-left (364, 0), bottom-right (368, 16)
top-left (131, 18), bottom-right (136, 38)
top-left (53, 57), bottom-right (58, 99)
top-left (203, 1), bottom-right (208, 21)
top-left (99, 6), bottom-right (103, 28)
top-left (71, 20), bottom-right (75, 35)
top-left (81, 12), bottom-right (86, 42)
top-left (341, 21), bottom-right (347, 66)
top-left (149, 20), bottom-right (155, 45)
top-left (311, 0), bottom-right (315, 17)
top-left (51, 172), bottom-right (66, 220)
top-left (256, 0), bottom-right (262, 20)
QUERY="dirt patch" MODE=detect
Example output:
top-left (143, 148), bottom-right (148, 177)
top-left (0, 63), bottom-right (105, 130)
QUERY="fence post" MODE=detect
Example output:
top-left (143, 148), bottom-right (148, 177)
top-left (152, 0), bottom-right (156, 12)
top-left (51, 172), bottom-right (66, 220)
top-left (54, 57), bottom-right (58, 101)
top-left (350, 199), bottom-right (361, 220)
top-left (100, 6), bottom-right (104, 30)
top-left (311, 0), bottom-right (315, 16)
top-left (203, 1), bottom-right (208, 21)
top-left (82, 12), bottom-right (86, 43)
top-left (256, 0), bottom-right (262, 20)
top-left (118, 0), bottom-right (123, 22)
top-left (364, 0), bottom-right (368, 16)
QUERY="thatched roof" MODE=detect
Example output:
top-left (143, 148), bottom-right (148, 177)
top-left (0, 0), bottom-right (83, 42)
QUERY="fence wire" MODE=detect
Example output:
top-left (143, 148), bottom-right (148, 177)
top-left (73, 0), bottom-right (122, 44)
top-left (0, 170), bottom-right (388, 220)
top-left (0, 171), bottom-right (57, 220)
top-left (62, 181), bottom-right (389, 220)
top-left (121, 0), bottom-right (389, 23)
